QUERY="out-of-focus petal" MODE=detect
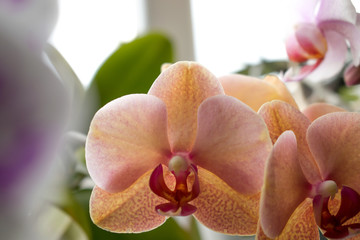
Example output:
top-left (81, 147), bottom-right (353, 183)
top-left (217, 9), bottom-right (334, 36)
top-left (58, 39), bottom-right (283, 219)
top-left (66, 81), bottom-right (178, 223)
top-left (257, 199), bottom-right (318, 240)
top-left (0, 33), bottom-right (68, 202)
top-left (307, 30), bottom-right (347, 81)
top-left (193, 167), bottom-right (260, 235)
top-left (86, 94), bottom-right (171, 193)
top-left (344, 64), bottom-right (360, 86)
top-left (307, 112), bottom-right (360, 194)
top-left (283, 60), bottom-right (322, 82)
top-left (260, 131), bottom-right (312, 238)
top-left (0, 0), bottom-right (58, 52)
top-left (219, 74), bottom-right (297, 111)
top-left (90, 170), bottom-right (167, 233)
top-left (258, 101), bottom-right (322, 184)
top-left (316, 0), bottom-right (357, 24)
top-left (148, 61), bottom-right (224, 152)
top-left (295, 23), bottom-right (327, 58)
top-left (302, 103), bottom-right (347, 122)
top-left (285, 32), bottom-right (311, 62)
top-left (319, 20), bottom-right (360, 66)
top-left (292, 0), bottom-right (319, 22)
top-left (191, 95), bottom-right (272, 195)
top-left (263, 75), bottom-right (298, 108)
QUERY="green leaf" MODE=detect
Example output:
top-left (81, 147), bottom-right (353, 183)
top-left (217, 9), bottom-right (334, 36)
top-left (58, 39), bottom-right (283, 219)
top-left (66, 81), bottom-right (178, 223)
top-left (79, 32), bottom-right (173, 133)
top-left (74, 189), bottom-right (201, 240)
top-left (89, 32), bottom-right (173, 107)
top-left (236, 60), bottom-right (288, 76)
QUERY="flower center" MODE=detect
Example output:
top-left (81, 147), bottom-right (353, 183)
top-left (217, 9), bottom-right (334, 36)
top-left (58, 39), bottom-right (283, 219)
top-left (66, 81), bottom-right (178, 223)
top-left (149, 155), bottom-right (200, 217)
top-left (313, 185), bottom-right (360, 239)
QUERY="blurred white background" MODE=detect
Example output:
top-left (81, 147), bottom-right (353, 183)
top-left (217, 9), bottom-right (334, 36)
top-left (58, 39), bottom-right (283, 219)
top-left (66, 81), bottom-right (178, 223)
top-left (50, 0), bottom-right (360, 87)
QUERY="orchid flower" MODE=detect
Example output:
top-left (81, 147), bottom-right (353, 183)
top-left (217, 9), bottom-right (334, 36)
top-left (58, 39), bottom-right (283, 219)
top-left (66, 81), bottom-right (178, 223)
top-left (218, 74), bottom-right (298, 111)
top-left (85, 61), bottom-right (273, 234)
top-left (257, 100), bottom-right (360, 239)
top-left (284, 0), bottom-right (360, 82)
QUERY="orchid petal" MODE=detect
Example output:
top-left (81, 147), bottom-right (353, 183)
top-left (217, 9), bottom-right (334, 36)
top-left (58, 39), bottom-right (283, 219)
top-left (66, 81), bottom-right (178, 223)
top-left (307, 30), bottom-right (347, 81)
top-left (302, 103), bottom-right (347, 122)
top-left (295, 23), bottom-right (327, 58)
top-left (344, 64), bottom-right (360, 86)
top-left (284, 60), bottom-right (322, 82)
top-left (292, 0), bottom-right (319, 23)
top-left (316, 0), bottom-right (357, 24)
top-left (257, 199), bottom-right (318, 240)
top-left (258, 101), bottom-right (322, 183)
top-left (193, 167), bottom-right (260, 235)
top-left (307, 112), bottom-right (360, 193)
top-left (313, 187), bottom-right (360, 239)
top-left (260, 131), bottom-right (311, 238)
top-left (0, 0), bottom-right (58, 52)
top-left (285, 32), bottom-right (312, 62)
top-left (89, 170), bottom-right (167, 233)
top-left (319, 20), bottom-right (360, 66)
top-left (191, 95), bottom-right (272, 195)
top-left (86, 94), bottom-right (171, 193)
top-left (219, 74), bottom-right (297, 111)
top-left (148, 61), bottom-right (224, 152)
top-left (0, 33), bottom-right (67, 203)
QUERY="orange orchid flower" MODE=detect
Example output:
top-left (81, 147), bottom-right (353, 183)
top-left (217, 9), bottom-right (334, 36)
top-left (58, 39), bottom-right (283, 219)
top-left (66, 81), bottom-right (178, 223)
top-left (257, 100), bottom-right (360, 239)
top-left (85, 61), bottom-right (272, 234)
top-left (218, 74), bottom-right (298, 112)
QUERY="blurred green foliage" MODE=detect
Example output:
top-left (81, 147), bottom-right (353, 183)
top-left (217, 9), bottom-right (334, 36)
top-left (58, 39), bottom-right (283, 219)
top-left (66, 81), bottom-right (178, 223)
top-left (88, 32), bottom-right (173, 107)
top-left (236, 60), bottom-right (288, 76)
top-left (81, 32), bottom-right (173, 133)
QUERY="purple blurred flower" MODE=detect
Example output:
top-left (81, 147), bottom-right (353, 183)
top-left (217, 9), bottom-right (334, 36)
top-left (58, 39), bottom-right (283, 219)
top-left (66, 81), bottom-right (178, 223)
top-left (284, 0), bottom-right (360, 82)
top-left (0, 35), bottom-right (68, 203)
top-left (0, 2), bottom-right (68, 240)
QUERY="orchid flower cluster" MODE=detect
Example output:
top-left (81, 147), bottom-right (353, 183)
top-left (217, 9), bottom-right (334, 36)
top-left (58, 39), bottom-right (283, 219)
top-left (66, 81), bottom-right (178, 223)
top-left (2, 0), bottom-right (360, 239)
top-left (86, 60), bottom-right (360, 239)
top-left (85, 1), bottom-right (360, 239)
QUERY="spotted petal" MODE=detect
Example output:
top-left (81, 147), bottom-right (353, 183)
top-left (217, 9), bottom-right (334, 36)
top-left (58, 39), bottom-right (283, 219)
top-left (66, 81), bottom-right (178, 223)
top-left (260, 131), bottom-right (312, 238)
top-left (89, 170), bottom-right (167, 233)
top-left (307, 112), bottom-right (360, 194)
top-left (219, 74), bottom-right (297, 111)
top-left (191, 95), bottom-right (272, 195)
top-left (193, 167), bottom-right (261, 235)
top-left (86, 94), bottom-right (171, 193)
top-left (148, 61), bottom-right (224, 152)
top-left (257, 199), bottom-right (319, 240)
top-left (258, 100), bottom-right (322, 184)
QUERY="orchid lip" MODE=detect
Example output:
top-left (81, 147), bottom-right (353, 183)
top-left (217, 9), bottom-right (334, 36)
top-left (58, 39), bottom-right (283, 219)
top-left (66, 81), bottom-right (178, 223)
top-left (149, 155), bottom-right (200, 217)
top-left (313, 186), bottom-right (360, 239)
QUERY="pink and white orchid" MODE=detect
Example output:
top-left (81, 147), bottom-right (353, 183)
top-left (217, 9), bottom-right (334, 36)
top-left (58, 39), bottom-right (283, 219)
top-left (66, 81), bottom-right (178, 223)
top-left (284, 0), bottom-right (360, 82)
top-left (257, 100), bottom-right (360, 239)
top-left (85, 61), bottom-right (273, 234)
